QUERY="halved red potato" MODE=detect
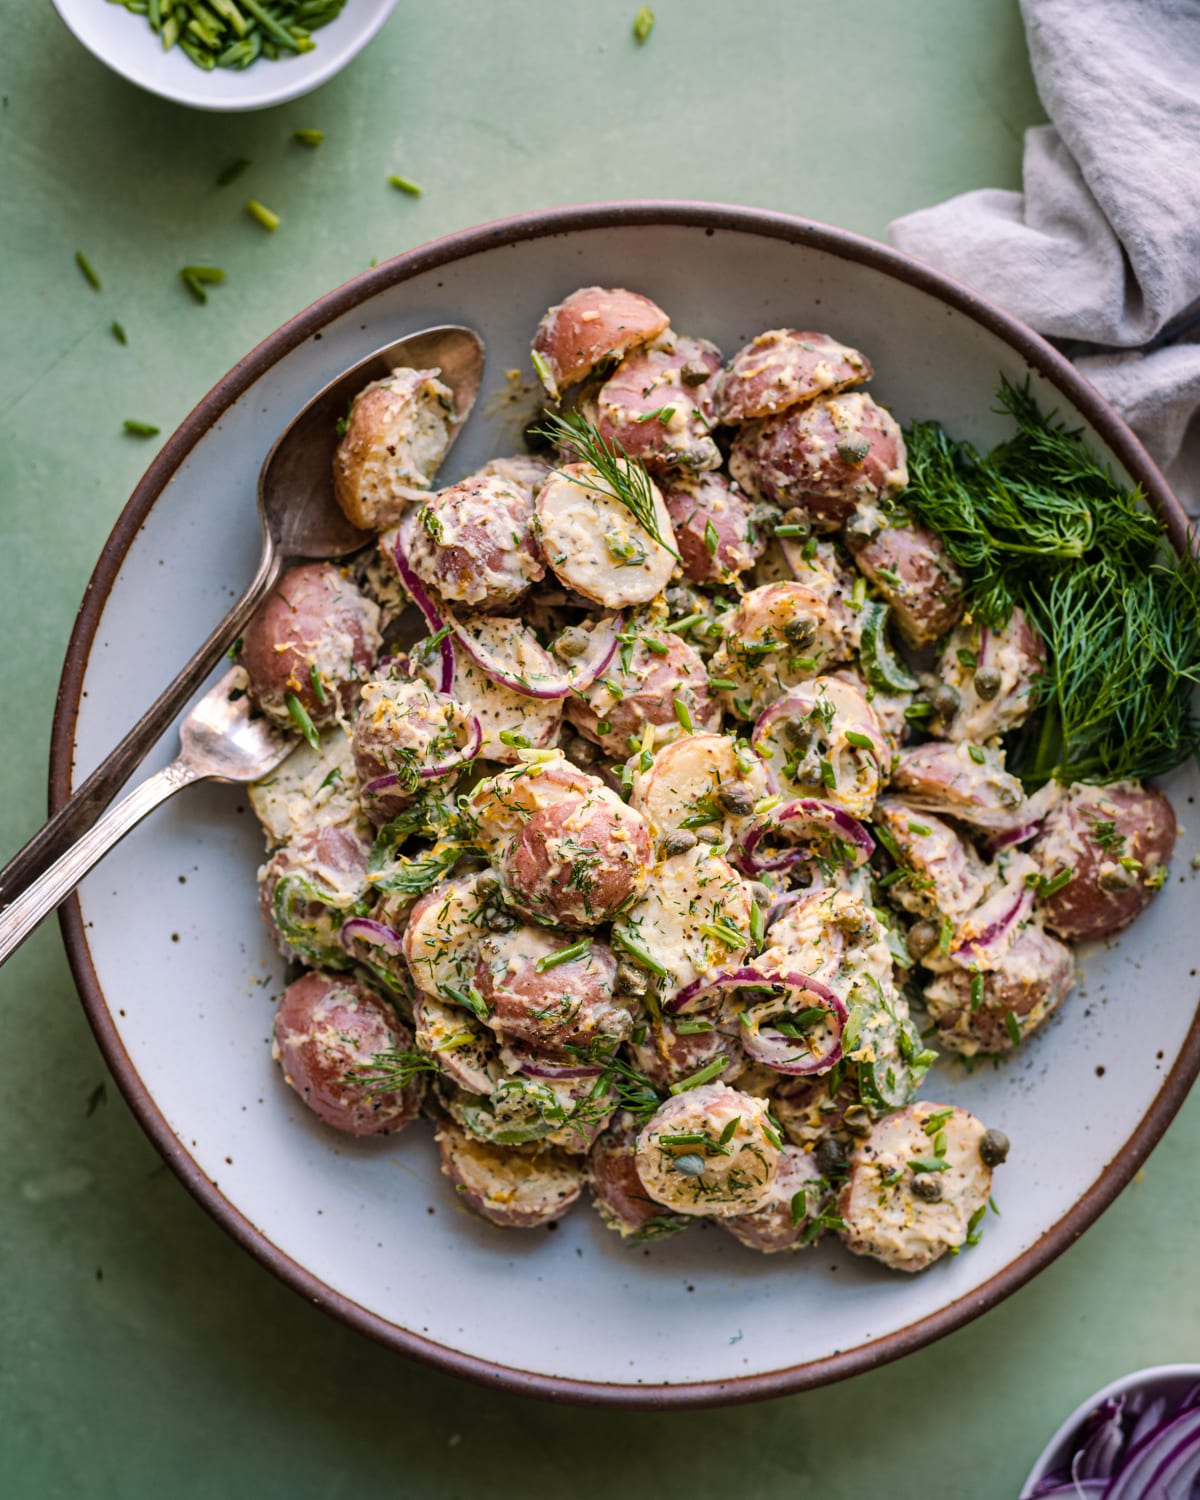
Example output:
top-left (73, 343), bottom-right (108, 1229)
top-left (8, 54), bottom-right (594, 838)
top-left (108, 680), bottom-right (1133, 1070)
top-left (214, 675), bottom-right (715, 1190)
top-left (719, 1143), bottom-right (830, 1252)
top-left (467, 754), bottom-right (603, 852)
top-left (838, 1102), bottom-right (999, 1272)
top-left (635, 1081), bottom-right (780, 1218)
top-left (272, 971), bottom-right (423, 1136)
top-left (751, 674), bottom-right (888, 817)
top-left (872, 798), bottom-right (990, 920)
top-left (847, 520), bottom-right (964, 646)
top-left (936, 610), bottom-right (1045, 743)
top-left (767, 889), bottom-right (892, 997)
top-left (1029, 780), bottom-right (1176, 942)
top-left (474, 927), bottom-right (629, 1054)
top-left (413, 994), bottom-right (502, 1096)
top-left (401, 870), bottom-right (491, 1000)
top-left (716, 330), bottom-right (871, 423)
top-left (241, 562), bottom-right (381, 728)
top-left (434, 1118), bottom-right (584, 1228)
top-left (588, 1118), bottom-right (691, 1242)
top-left (352, 677), bottom-right (476, 825)
top-left (923, 922), bottom-right (1074, 1055)
top-left (474, 452), bottom-right (552, 502)
top-left (566, 632), bottom-right (720, 758)
top-left (258, 822), bottom-right (371, 968)
top-left (628, 1016), bottom-right (746, 1091)
top-left (661, 471), bottom-right (765, 585)
top-left (772, 1072), bottom-right (861, 1151)
top-left (729, 391), bottom-right (908, 529)
top-left (889, 741), bottom-right (1031, 834)
top-left (629, 733), bottom-right (769, 846)
top-left (611, 845), bottom-right (755, 1011)
top-left (332, 367), bottom-right (458, 531)
top-left (531, 287), bottom-right (670, 399)
top-left (408, 473), bottom-right (545, 609)
top-left (499, 791), bottom-right (651, 929)
top-left (707, 581), bottom-right (856, 719)
top-left (410, 619), bottom-right (562, 764)
top-left (586, 332), bottom-right (723, 473)
top-left (535, 461), bottom-right (677, 608)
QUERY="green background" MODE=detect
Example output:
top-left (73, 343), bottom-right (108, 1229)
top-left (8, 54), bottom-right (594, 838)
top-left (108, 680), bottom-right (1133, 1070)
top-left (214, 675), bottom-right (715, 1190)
top-left (2, 2), bottom-right (1195, 1495)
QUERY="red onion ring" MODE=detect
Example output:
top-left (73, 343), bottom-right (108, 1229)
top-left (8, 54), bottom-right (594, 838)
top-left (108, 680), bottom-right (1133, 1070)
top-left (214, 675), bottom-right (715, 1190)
top-left (390, 519), bottom-right (454, 693)
top-left (983, 821), bottom-right (1044, 855)
top-left (733, 798), bottom-right (874, 878)
top-left (665, 967), bottom-right (846, 1075)
top-left (360, 715), bottom-right (483, 799)
top-left (949, 882), bottom-right (1034, 969)
top-left (340, 917), bottom-right (405, 961)
top-left (753, 685), bottom-right (889, 773)
top-left (446, 609), bottom-right (623, 701)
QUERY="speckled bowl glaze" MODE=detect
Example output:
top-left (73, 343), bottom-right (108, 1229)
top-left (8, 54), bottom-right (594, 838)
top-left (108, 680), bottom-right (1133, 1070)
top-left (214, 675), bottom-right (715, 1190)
top-left (53, 203), bottom-right (1200, 1406)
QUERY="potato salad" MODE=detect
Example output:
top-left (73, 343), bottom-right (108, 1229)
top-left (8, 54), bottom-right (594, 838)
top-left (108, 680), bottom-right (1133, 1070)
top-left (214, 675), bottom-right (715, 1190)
top-left (238, 287), bottom-right (1177, 1274)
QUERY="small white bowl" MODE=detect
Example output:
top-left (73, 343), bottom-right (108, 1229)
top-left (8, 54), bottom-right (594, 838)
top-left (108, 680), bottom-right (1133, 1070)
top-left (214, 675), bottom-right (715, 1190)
top-left (1021, 1364), bottom-right (1200, 1496)
top-left (50, 0), bottom-right (397, 112)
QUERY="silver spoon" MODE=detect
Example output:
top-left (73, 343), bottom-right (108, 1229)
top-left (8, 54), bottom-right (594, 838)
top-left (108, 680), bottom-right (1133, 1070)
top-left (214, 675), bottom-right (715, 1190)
top-left (0, 669), bottom-right (293, 965)
top-left (0, 324), bottom-right (484, 903)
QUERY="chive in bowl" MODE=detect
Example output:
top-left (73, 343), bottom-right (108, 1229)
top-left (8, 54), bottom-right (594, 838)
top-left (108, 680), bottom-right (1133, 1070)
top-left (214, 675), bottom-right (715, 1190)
top-left (50, 0), bottom-right (398, 112)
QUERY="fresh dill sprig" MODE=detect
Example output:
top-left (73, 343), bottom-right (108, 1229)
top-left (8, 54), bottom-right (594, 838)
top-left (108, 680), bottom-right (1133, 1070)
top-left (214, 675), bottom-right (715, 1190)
top-left (344, 1048), bottom-right (437, 1097)
top-left (534, 410), bottom-right (681, 561)
top-left (903, 378), bottom-right (1200, 786)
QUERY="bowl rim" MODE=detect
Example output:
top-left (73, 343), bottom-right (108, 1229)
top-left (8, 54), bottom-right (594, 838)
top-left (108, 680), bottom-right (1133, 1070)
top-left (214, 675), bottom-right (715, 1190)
top-left (50, 199), bottom-right (1200, 1408)
top-left (48, 0), bottom-right (399, 113)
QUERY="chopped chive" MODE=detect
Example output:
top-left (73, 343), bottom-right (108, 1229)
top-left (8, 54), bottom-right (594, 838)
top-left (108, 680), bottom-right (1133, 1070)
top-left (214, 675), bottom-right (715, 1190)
top-left (644, 638), bottom-right (669, 657)
top-left (531, 349), bottom-right (553, 388)
top-left (700, 920), bottom-right (746, 949)
top-left (904, 702), bottom-right (935, 723)
top-left (674, 1018), bottom-right (714, 1035)
top-left (632, 5), bottom-right (654, 42)
top-left (819, 756), bottom-right (836, 790)
top-left (595, 720), bottom-right (611, 735)
top-left (611, 929), bottom-right (667, 978)
top-left (967, 744), bottom-right (987, 764)
top-left (969, 970), bottom-right (985, 1011)
top-left (122, 419), bottom-right (160, 437)
top-left (749, 901), bottom-right (765, 950)
top-left (216, 157), bottom-right (251, 187)
top-left (1036, 866), bottom-right (1074, 899)
top-left (789, 1188), bottom-right (809, 1226)
top-left (498, 728), bottom-right (531, 748)
top-left (284, 691), bottom-right (319, 749)
top-left (909, 1155), bottom-right (949, 1175)
top-left (1005, 1010), bottom-right (1022, 1048)
top-left (957, 648), bottom-right (978, 670)
top-left (293, 128), bottom-right (324, 146)
top-left (535, 938), bottom-right (592, 973)
top-left (245, 198), bottom-right (280, 231)
top-left (309, 663), bottom-right (327, 705)
top-left (658, 1132), bottom-right (708, 1147)
top-left (669, 1056), bottom-right (727, 1094)
top-left (318, 766), bottom-right (342, 791)
top-left (666, 612), bottom-right (705, 634)
top-left (389, 173), bottom-right (423, 196)
top-left (773, 523), bottom-right (808, 538)
top-left (704, 519), bottom-right (719, 556)
top-left (922, 1107), bottom-right (955, 1135)
top-left (937, 916), bottom-right (954, 955)
top-left (75, 251), bottom-right (101, 291)
top-left (717, 1115), bottom-right (740, 1147)
top-left (438, 982), bottom-right (490, 1022)
top-left (907, 821), bottom-right (932, 837)
top-left (845, 729), bottom-right (874, 751)
top-left (179, 265), bottom-right (226, 304)
top-left (708, 677), bottom-right (738, 691)
top-left (673, 696), bottom-right (694, 734)
top-left (238, 0), bottom-right (302, 49)
top-left (111, 320), bottom-right (127, 345)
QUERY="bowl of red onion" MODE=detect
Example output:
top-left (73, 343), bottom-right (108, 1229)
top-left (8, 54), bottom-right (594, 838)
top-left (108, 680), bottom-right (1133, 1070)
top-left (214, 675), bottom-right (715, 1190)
top-left (1022, 1365), bottom-right (1200, 1499)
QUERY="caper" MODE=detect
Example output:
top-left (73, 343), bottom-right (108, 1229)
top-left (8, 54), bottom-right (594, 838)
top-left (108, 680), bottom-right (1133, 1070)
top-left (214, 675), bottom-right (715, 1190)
top-left (906, 919), bottom-right (940, 960)
top-left (614, 962), bottom-right (648, 998)
top-left (783, 617), bottom-right (818, 649)
top-left (673, 1153), bottom-right (706, 1177)
top-left (836, 434), bottom-right (871, 465)
top-left (748, 881), bottom-right (774, 909)
top-left (979, 1128), bottom-right (1010, 1167)
top-left (815, 1136), bottom-right (846, 1176)
top-left (843, 1103), bottom-right (873, 1138)
top-left (931, 683), bottom-right (961, 720)
top-left (717, 782), bottom-right (756, 816)
top-left (784, 718), bottom-right (813, 749)
top-left (844, 509), bottom-right (882, 543)
top-left (1098, 863), bottom-right (1138, 892)
top-left (659, 829), bottom-right (698, 859)
top-left (680, 360), bottom-right (711, 387)
top-left (911, 1174), bottom-right (943, 1202)
top-left (475, 871), bottom-right (502, 902)
top-left (973, 666), bottom-right (1002, 701)
top-left (553, 626), bottom-right (591, 661)
top-left (695, 827), bottom-right (723, 845)
top-left (562, 732), bottom-right (598, 765)
top-left (484, 908), bottom-right (516, 933)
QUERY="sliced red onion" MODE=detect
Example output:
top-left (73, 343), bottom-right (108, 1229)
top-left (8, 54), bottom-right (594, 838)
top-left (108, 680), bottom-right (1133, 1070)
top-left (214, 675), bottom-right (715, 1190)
top-left (340, 917), bottom-right (406, 961)
top-left (1028, 1485), bottom-right (1105, 1498)
top-left (983, 821), bottom-right (1043, 855)
top-left (559, 612), bottom-right (623, 691)
top-left (1105, 1408), bottom-right (1200, 1500)
top-left (753, 685), bottom-right (889, 773)
top-left (446, 612), bottom-right (570, 701)
top-left (518, 1059), bottom-right (605, 1080)
top-left (734, 799), bottom-right (874, 878)
top-left (360, 715), bottom-right (482, 801)
top-left (390, 519), bottom-right (454, 693)
top-left (665, 966), bottom-right (846, 1079)
top-left (949, 881), bottom-right (1034, 970)
top-left (765, 888), bottom-right (809, 930)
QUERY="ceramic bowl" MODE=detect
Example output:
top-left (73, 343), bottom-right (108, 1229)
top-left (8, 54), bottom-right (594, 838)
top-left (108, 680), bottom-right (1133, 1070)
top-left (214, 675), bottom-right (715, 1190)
top-left (50, 0), bottom-right (396, 112)
top-left (1021, 1364), bottom-right (1200, 1495)
top-left (53, 203), bottom-right (1200, 1406)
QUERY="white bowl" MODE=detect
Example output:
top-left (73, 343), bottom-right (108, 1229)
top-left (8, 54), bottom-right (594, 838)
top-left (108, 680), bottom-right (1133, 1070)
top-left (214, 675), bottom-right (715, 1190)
top-left (1021, 1364), bottom-right (1200, 1496)
top-left (53, 203), bottom-right (1200, 1405)
top-left (50, 0), bottom-right (397, 111)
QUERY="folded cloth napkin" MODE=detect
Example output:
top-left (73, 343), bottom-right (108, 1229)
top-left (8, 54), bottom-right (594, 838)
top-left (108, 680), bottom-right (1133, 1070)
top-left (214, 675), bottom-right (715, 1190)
top-left (889, 0), bottom-right (1200, 515)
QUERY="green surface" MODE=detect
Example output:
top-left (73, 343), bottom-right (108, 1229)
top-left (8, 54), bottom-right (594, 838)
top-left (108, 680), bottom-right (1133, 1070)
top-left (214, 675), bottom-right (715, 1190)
top-left (1, 2), bottom-right (1195, 1496)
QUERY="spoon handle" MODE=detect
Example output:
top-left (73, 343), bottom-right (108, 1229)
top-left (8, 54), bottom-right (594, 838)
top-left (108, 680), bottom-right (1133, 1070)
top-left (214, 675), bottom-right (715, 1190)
top-left (0, 544), bottom-right (281, 903)
top-left (0, 759), bottom-right (201, 967)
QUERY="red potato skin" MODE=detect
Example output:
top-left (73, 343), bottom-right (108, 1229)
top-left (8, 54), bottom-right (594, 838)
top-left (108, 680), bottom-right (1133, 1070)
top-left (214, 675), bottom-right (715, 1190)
top-left (474, 933), bottom-right (627, 1054)
top-left (241, 562), bottom-right (380, 725)
top-left (258, 822), bottom-right (371, 955)
top-left (433, 1121), bottom-right (584, 1228)
top-left (588, 1121), bottom-right (688, 1239)
top-left (729, 392), bottom-right (908, 529)
top-left (591, 335), bottom-right (723, 472)
top-left (926, 923), bottom-right (1075, 1053)
top-left (1033, 783), bottom-right (1177, 942)
top-left (719, 1144), bottom-right (827, 1253)
top-left (409, 474), bottom-right (545, 609)
top-left (351, 680), bottom-right (471, 826)
top-left (628, 1020), bottom-right (745, 1091)
top-left (566, 634), bottom-right (721, 758)
top-left (500, 798), bottom-right (651, 929)
top-left (716, 330), bottom-right (872, 423)
top-left (662, 471), bottom-right (766, 584)
top-left (272, 971), bottom-right (423, 1135)
top-left (532, 288), bottom-right (670, 396)
top-left (847, 522), bottom-right (965, 646)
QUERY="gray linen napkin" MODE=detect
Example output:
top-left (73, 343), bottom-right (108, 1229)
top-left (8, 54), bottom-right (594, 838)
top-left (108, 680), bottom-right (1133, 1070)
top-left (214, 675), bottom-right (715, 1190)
top-left (889, 0), bottom-right (1200, 515)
